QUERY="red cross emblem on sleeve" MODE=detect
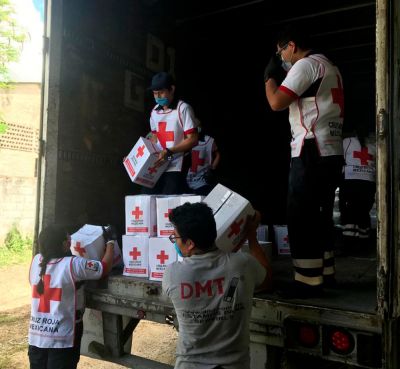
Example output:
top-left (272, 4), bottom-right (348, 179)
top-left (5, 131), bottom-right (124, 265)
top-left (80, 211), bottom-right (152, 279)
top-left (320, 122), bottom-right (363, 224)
top-left (228, 218), bottom-right (244, 238)
top-left (32, 274), bottom-right (62, 313)
top-left (157, 122), bottom-right (175, 149)
top-left (157, 250), bottom-right (169, 264)
top-left (131, 206), bottom-right (143, 220)
top-left (130, 247), bottom-right (141, 260)
top-left (164, 209), bottom-right (172, 218)
top-left (136, 145), bottom-right (146, 158)
top-left (74, 242), bottom-right (86, 257)
top-left (353, 147), bottom-right (373, 165)
top-left (191, 150), bottom-right (205, 173)
top-left (331, 75), bottom-right (344, 118)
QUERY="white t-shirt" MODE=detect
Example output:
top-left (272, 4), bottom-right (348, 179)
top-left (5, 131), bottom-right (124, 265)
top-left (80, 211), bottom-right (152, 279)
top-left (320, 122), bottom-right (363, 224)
top-left (29, 254), bottom-right (104, 348)
top-left (150, 100), bottom-right (197, 172)
top-left (163, 250), bottom-right (266, 369)
top-left (280, 54), bottom-right (344, 157)
top-left (343, 136), bottom-right (376, 182)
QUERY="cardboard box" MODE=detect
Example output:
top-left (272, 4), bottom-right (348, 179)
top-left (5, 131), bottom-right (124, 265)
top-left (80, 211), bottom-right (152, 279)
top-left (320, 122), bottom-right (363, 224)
top-left (273, 225), bottom-right (290, 255)
top-left (241, 241), bottom-right (273, 261)
top-left (122, 235), bottom-right (149, 277)
top-left (203, 184), bottom-right (254, 252)
top-left (70, 224), bottom-right (122, 267)
top-left (156, 195), bottom-right (203, 237)
top-left (148, 237), bottom-right (177, 281)
top-left (257, 225), bottom-right (269, 242)
top-left (125, 195), bottom-right (157, 236)
top-left (123, 136), bottom-right (169, 188)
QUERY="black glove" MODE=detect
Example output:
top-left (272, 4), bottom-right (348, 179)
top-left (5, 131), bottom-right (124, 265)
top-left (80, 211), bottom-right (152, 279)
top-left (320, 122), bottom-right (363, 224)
top-left (102, 225), bottom-right (117, 243)
top-left (263, 55), bottom-right (285, 84)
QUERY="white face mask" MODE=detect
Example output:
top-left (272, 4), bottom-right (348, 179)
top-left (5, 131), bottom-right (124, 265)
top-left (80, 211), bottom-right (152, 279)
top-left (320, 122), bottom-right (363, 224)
top-left (281, 46), bottom-right (294, 71)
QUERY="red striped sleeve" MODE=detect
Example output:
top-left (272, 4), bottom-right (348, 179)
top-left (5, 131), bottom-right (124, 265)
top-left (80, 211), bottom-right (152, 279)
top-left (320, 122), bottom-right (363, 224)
top-left (278, 85), bottom-right (298, 99)
top-left (184, 128), bottom-right (197, 135)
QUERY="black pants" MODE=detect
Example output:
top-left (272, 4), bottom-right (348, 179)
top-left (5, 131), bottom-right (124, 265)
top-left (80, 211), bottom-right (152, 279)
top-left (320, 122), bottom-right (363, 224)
top-left (287, 140), bottom-right (343, 285)
top-left (142, 171), bottom-right (190, 195)
top-left (28, 322), bottom-right (83, 369)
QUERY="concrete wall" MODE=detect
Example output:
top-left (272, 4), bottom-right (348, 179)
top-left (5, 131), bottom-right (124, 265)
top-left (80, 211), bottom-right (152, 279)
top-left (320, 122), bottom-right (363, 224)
top-left (0, 83), bottom-right (41, 245)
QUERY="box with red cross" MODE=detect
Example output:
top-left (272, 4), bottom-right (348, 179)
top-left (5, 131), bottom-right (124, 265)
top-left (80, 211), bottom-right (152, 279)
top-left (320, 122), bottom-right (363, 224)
top-left (148, 237), bottom-right (177, 281)
top-left (156, 195), bottom-right (203, 237)
top-left (125, 195), bottom-right (157, 236)
top-left (203, 184), bottom-right (255, 253)
top-left (122, 235), bottom-right (149, 277)
top-left (123, 136), bottom-right (169, 188)
top-left (273, 225), bottom-right (290, 255)
top-left (70, 224), bottom-right (123, 267)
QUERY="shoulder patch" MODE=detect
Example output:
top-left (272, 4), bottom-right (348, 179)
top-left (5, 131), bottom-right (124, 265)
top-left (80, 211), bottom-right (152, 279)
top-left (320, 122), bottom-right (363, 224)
top-left (85, 260), bottom-right (100, 272)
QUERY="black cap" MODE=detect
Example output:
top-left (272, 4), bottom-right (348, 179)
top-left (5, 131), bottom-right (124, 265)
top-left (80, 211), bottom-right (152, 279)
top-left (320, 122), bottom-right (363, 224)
top-left (148, 72), bottom-right (175, 91)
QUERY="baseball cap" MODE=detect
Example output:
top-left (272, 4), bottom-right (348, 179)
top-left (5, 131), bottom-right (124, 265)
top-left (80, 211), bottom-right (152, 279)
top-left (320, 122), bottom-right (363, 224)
top-left (148, 72), bottom-right (175, 91)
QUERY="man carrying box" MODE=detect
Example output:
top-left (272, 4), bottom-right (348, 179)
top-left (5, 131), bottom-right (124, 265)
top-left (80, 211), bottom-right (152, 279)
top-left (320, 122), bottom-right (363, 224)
top-left (162, 202), bottom-right (271, 369)
top-left (144, 72), bottom-right (199, 195)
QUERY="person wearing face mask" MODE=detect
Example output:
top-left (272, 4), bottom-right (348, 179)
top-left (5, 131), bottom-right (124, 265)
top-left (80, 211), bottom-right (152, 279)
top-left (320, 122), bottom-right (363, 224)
top-left (263, 27), bottom-right (344, 298)
top-left (144, 71), bottom-right (199, 195)
top-left (163, 202), bottom-right (271, 369)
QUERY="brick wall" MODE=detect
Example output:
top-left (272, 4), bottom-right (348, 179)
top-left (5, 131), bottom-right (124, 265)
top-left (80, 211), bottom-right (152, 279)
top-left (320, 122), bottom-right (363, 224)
top-left (0, 83), bottom-right (40, 245)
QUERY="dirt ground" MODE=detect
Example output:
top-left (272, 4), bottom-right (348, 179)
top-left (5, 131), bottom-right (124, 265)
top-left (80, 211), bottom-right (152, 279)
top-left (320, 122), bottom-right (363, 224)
top-left (0, 263), bottom-right (177, 369)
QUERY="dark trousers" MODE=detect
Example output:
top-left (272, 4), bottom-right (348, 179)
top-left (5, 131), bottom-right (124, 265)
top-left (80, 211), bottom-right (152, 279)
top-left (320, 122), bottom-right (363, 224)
top-left (28, 322), bottom-right (83, 369)
top-left (287, 139), bottom-right (343, 285)
top-left (142, 171), bottom-right (190, 195)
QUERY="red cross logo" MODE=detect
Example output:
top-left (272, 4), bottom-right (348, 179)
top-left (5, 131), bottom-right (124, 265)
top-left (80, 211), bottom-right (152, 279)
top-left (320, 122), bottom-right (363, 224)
top-left (283, 235), bottom-right (289, 243)
top-left (131, 206), bottom-right (143, 220)
top-left (164, 209), bottom-right (172, 218)
top-left (32, 274), bottom-right (62, 313)
top-left (157, 122), bottom-right (174, 149)
top-left (136, 145), bottom-right (146, 158)
top-left (129, 247), bottom-right (141, 260)
top-left (228, 218), bottom-right (244, 238)
top-left (353, 147), bottom-right (373, 165)
top-left (87, 261), bottom-right (94, 268)
top-left (74, 242), bottom-right (85, 257)
top-left (331, 75), bottom-right (344, 118)
top-left (157, 250), bottom-right (169, 264)
top-left (191, 150), bottom-right (205, 173)
top-left (148, 166), bottom-right (158, 174)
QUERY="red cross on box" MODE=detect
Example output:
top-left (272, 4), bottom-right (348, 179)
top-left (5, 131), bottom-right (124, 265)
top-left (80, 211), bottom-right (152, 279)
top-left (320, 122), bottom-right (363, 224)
top-left (353, 147), bottom-right (373, 165)
top-left (228, 218), bottom-right (244, 238)
top-left (148, 166), bottom-right (158, 174)
top-left (74, 242), bottom-right (85, 257)
top-left (283, 235), bottom-right (289, 243)
top-left (130, 247), bottom-right (141, 260)
top-left (157, 250), bottom-right (169, 264)
top-left (191, 150), bottom-right (205, 173)
top-left (331, 75), bottom-right (344, 118)
top-left (32, 274), bottom-right (62, 313)
top-left (164, 209), bottom-right (172, 218)
top-left (136, 145), bottom-right (146, 158)
top-left (131, 206), bottom-right (143, 220)
top-left (157, 122), bottom-right (174, 149)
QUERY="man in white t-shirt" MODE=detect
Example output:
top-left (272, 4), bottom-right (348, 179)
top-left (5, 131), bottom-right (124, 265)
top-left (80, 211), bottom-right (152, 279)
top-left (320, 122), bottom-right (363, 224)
top-left (264, 27), bottom-right (344, 298)
top-left (143, 72), bottom-right (199, 194)
top-left (163, 202), bottom-right (271, 369)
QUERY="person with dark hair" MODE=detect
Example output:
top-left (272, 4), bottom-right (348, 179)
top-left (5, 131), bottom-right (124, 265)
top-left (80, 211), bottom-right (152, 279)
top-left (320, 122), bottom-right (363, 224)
top-left (186, 119), bottom-right (221, 196)
top-left (340, 122), bottom-right (376, 254)
top-left (162, 202), bottom-right (271, 369)
top-left (144, 71), bottom-right (199, 195)
top-left (264, 26), bottom-right (344, 298)
top-left (28, 224), bottom-right (115, 369)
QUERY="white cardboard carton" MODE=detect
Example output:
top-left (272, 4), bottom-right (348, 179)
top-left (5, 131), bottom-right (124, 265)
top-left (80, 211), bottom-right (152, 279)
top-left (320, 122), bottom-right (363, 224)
top-left (257, 225), bottom-right (269, 242)
top-left (70, 224), bottom-right (122, 267)
top-left (125, 195), bottom-right (157, 236)
top-left (273, 225), bottom-right (290, 255)
top-left (156, 195), bottom-right (203, 237)
top-left (123, 136), bottom-right (169, 188)
top-left (122, 235), bottom-right (149, 277)
top-left (203, 184), bottom-right (254, 252)
top-left (148, 237), bottom-right (177, 281)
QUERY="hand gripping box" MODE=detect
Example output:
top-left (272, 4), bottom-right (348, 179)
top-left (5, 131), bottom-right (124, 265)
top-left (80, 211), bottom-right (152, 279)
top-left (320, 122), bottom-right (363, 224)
top-left (148, 237), bottom-right (177, 281)
top-left (203, 184), bottom-right (255, 252)
top-left (123, 136), bottom-right (169, 188)
top-left (122, 235), bottom-right (149, 277)
top-left (70, 224), bottom-right (122, 267)
top-left (125, 195), bottom-right (157, 236)
top-left (156, 195), bottom-right (203, 237)
top-left (273, 225), bottom-right (290, 255)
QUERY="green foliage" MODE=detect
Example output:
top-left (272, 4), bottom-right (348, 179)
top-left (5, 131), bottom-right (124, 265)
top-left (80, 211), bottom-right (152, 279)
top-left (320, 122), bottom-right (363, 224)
top-left (0, 225), bottom-right (32, 266)
top-left (0, 0), bottom-right (26, 87)
top-left (0, 120), bottom-right (7, 134)
top-left (4, 225), bottom-right (32, 252)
